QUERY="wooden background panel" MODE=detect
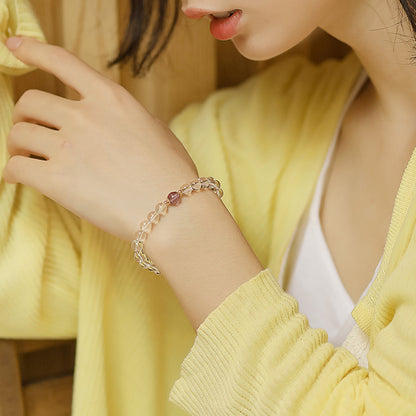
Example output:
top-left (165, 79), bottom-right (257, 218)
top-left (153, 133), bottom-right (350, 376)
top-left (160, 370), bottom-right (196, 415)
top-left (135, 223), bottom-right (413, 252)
top-left (61, 0), bottom-right (120, 98)
top-left (0, 341), bottom-right (24, 416)
top-left (119, 11), bottom-right (217, 122)
top-left (13, 0), bottom-right (65, 99)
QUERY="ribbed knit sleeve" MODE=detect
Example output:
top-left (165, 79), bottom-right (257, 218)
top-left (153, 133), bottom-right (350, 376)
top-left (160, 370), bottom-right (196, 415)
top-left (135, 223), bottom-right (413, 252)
top-left (169, 268), bottom-right (416, 415)
top-left (0, 0), bottom-right (80, 338)
top-left (0, 0), bottom-right (44, 74)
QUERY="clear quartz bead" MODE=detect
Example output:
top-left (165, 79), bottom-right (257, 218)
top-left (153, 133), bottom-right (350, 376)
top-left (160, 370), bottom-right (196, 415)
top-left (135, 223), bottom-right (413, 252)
top-left (181, 185), bottom-right (193, 196)
top-left (147, 210), bottom-right (160, 224)
top-left (136, 230), bottom-right (148, 242)
top-left (137, 241), bottom-right (145, 250)
top-left (155, 202), bottom-right (168, 216)
top-left (139, 220), bottom-right (152, 233)
top-left (200, 177), bottom-right (209, 188)
top-left (131, 240), bottom-right (144, 251)
top-left (192, 181), bottom-right (202, 192)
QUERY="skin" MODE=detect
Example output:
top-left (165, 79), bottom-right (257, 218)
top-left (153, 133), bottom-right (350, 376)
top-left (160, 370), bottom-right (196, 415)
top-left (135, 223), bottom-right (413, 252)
top-left (3, 0), bottom-right (416, 327)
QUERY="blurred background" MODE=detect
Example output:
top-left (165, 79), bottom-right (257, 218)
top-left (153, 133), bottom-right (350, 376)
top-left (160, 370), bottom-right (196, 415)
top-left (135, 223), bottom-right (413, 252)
top-left (2, 0), bottom-right (350, 415)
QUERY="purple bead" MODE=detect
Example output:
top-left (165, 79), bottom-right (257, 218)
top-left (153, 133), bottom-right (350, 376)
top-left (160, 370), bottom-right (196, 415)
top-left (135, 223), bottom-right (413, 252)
top-left (167, 191), bottom-right (181, 206)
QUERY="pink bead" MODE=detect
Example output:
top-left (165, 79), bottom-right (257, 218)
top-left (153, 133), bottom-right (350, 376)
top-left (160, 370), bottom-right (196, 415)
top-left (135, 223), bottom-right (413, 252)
top-left (168, 191), bottom-right (181, 206)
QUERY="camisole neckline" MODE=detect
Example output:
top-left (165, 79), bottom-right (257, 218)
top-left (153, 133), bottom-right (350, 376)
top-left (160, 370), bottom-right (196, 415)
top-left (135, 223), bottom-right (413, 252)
top-left (281, 67), bottom-right (382, 347)
top-left (310, 70), bottom-right (382, 308)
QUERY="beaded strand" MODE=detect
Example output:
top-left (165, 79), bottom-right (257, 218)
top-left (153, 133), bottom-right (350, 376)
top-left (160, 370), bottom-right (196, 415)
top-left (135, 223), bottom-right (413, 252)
top-left (131, 176), bottom-right (223, 275)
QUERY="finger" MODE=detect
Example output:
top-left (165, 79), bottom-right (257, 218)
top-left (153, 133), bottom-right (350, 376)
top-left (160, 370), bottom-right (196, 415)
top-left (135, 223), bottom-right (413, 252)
top-left (7, 122), bottom-right (63, 160)
top-left (2, 155), bottom-right (48, 189)
top-left (6, 37), bottom-right (105, 97)
top-left (13, 89), bottom-right (75, 128)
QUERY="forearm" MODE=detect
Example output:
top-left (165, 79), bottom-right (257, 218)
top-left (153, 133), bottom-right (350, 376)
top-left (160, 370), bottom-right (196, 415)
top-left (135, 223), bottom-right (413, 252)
top-left (146, 188), bottom-right (264, 330)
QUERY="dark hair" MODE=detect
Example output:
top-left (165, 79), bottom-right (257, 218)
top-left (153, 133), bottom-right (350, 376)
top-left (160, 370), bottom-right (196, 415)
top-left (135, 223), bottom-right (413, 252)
top-left (109, 0), bottom-right (180, 77)
top-left (399, 0), bottom-right (416, 33)
top-left (109, 0), bottom-right (416, 77)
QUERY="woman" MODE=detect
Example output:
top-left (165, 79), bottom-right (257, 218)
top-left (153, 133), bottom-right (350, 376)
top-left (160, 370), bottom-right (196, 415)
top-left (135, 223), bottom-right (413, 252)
top-left (1, 0), bottom-right (415, 414)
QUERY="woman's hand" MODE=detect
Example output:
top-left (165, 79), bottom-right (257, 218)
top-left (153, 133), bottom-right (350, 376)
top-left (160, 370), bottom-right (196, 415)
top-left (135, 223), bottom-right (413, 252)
top-left (2, 38), bottom-right (264, 329)
top-left (3, 37), bottom-right (199, 242)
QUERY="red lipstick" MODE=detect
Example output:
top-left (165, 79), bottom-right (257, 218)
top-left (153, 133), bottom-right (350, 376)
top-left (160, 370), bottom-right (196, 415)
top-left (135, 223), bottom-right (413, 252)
top-left (209, 9), bottom-right (242, 40)
top-left (182, 8), bottom-right (243, 40)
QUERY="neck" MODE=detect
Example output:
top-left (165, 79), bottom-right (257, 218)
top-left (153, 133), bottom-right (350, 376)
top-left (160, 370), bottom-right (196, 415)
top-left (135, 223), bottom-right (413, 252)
top-left (321, 0), bottom-right (416, 139)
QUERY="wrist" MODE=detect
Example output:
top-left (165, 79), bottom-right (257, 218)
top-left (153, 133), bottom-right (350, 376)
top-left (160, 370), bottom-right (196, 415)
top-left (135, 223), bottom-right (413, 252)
top-left (146, 187), bottom-right (264, 328)
top-left (134, 180), bottom-right (264, 328)
top-left (144, 188), bottom-right (222, 259)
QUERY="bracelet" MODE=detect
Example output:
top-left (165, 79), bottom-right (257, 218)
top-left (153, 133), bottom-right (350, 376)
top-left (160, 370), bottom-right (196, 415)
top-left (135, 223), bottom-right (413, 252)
top-left (131, 176), bottom-right (224, 276)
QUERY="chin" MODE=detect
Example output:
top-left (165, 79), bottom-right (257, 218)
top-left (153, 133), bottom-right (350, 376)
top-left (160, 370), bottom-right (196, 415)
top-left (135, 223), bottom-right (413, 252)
top-left (231, 30), bottom-right (315, 61)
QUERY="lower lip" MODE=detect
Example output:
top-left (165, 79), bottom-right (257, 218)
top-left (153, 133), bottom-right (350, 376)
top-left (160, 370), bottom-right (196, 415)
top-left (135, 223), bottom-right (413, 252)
top-left (209, 10), bottom-right (242, 40)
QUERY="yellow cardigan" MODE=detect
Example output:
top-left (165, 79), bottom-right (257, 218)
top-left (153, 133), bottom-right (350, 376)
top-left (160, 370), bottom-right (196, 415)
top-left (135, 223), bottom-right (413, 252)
top-left (1, 1), bottom-right (415, 415)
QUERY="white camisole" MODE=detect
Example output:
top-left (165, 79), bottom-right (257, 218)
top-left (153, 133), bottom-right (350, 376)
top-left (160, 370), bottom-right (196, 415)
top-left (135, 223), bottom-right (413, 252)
top-left (281, 69), bottom-right (381, 350)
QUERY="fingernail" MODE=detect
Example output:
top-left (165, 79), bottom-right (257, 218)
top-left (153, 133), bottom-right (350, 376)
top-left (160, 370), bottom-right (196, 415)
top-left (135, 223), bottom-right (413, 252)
top-left (6, 37), bottom-right (23, 51)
